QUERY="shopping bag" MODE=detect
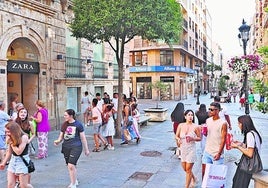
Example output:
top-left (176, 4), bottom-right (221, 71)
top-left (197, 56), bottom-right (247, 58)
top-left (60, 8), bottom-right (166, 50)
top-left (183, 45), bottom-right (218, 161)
top-left (201, 164), bottom-right (227, 188)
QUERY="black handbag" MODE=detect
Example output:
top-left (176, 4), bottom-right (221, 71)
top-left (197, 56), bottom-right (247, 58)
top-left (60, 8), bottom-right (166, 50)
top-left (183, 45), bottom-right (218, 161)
top-left (238, 132), bottom-right (263, 174)
top-left (20, 156), bottom-right (35, 173)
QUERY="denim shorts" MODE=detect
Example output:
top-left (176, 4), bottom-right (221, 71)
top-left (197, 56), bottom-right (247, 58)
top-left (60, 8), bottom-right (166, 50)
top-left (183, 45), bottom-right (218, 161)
top-left (7, 154), bottom-right (29, 174)
top-left (0, 135), bottom-right (6, 150)
top-left (93, 123), bottom-right (102, 134)
top-left (202, 151), bottom-right (224, 165)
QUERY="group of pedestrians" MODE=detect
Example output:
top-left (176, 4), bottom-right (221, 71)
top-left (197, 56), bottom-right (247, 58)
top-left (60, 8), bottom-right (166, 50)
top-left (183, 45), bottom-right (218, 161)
top-left (0, 95), bottom-right (51, 188)
top-left (171, 95), bottom-right (262, 188)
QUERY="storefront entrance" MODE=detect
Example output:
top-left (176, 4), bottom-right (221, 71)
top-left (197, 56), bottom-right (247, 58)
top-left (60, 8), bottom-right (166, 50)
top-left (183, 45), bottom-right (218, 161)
top-left (6, 38), bottom-right (40, 115)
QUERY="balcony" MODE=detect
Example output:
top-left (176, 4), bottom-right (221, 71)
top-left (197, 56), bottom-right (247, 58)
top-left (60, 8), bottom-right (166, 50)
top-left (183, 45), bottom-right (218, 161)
top-left (65, 57), bottom-right (85, 78)
top-left (92, 60), bottom-right (108, 79)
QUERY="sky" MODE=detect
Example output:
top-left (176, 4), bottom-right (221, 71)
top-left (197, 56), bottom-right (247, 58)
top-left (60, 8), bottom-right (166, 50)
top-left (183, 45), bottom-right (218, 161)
top-left (206, 0), bottom-right (255, 58)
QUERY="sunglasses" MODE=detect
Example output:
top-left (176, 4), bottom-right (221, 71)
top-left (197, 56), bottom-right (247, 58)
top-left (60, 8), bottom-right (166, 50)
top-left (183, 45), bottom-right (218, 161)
top-left (208, 108), bottom-right (218, 111)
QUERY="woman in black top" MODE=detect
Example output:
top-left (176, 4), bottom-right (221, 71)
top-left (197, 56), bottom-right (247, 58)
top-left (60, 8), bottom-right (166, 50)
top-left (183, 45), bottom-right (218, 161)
top-left (171, 102), bottom-right (185, 134)
top-left (171, 102), bottom-right (185, 157)
top-left (195, 104), bottom-right (209, 153)
top-left (0, 122), bottom-right (33, 188)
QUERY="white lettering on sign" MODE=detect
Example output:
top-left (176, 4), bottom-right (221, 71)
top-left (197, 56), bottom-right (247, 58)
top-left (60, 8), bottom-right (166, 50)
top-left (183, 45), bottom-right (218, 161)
top-left (12, 63), bottom-right (34, 70)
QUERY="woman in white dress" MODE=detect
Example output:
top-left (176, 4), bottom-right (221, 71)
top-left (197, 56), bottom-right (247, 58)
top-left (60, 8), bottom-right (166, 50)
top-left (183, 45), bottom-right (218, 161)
top-left (175, 109), bottom-right (201, 188)
top-left (102, 105), bottom-right (115, 150)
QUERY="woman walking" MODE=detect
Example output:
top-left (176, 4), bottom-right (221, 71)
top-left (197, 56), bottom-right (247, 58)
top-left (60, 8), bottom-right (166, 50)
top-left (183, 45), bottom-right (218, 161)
top-left (195, 104), bottom-right (209, 154)
top-left (102, 105), bottom-right (116, 150)
top-left (0, 122), bottom-right (33, 188)
top-left (54, 109), bottom-right (90, 188)
top-left (31, 100), bottom-right (50, 159)
top-left (81, 91), bottom-right (91, 126)
top-left (231, 115), bottom-right (262, 188)
top-left (171, 102), bottom-right (185, 157)
top-left (175, 110), bottom-right (201, 188)
top-left (89, 98), bottom-right (108, 152)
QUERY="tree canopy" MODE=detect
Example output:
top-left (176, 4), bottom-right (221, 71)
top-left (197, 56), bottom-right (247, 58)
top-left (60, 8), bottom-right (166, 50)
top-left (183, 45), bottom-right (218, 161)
top-left (71, 0), bottom-right (182, 47)
top-left (70, 0), bottom-right (182, 135)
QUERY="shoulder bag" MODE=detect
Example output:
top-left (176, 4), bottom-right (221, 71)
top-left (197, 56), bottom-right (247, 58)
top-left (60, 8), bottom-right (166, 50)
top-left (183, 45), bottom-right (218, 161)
top-left (20, 155), bottom-right (35, 173)
top-left (238, 132), bottom-right (263, 174)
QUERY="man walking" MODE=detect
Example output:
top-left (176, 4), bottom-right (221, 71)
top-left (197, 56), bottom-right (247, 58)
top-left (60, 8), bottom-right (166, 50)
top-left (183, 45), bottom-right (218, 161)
top-left (202, 102), bottom-right (227, 178)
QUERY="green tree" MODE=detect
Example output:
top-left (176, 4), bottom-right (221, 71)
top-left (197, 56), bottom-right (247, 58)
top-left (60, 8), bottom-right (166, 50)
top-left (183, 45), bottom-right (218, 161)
top-left (149, 81), bottom-right (168, 108)
top-left (217, 76), bottom-right (228, 95)
top-left (71, 0), bottom-right (182, 135)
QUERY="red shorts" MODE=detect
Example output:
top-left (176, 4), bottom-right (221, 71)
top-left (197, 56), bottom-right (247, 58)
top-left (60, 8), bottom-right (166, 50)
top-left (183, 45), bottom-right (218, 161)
top-left (240, 98), bottom-right (245, 104)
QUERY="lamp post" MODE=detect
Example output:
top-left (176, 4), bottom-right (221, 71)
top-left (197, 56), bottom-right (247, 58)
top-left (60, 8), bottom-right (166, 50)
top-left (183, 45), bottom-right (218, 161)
top-left (195, 63), bottom-right (201, 105)
top-left (238, 19), bottom-right (250, 115)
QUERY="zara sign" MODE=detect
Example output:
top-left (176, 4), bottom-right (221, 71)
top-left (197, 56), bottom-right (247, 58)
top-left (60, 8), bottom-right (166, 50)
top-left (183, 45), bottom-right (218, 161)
top-left (7, 60), bottom-right (40, 74)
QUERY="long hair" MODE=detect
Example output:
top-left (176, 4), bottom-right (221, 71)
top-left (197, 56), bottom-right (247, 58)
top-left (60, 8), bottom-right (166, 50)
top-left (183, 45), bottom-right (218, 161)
top-left (5, 122), bottom-right (24, 146)
top-left (195, 104), bottom-right (209, 124)
top-left (62, 109), bottom-right (76, 131)
top-left (15, 108), bottom-right (31, 131)
top-left (238, 115), bottom-right (262, 144)
top-left (171, 102), bottom-right (185, 123)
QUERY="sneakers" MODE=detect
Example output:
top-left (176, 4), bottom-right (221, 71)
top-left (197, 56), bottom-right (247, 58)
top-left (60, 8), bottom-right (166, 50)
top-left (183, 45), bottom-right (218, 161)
top-left (108, 145), bottom-right (115, 150)
top-left (67, 179), bottom-right (78, 188)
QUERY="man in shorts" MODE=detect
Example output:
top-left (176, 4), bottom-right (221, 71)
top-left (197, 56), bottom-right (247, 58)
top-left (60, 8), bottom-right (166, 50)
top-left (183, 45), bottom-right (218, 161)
top-left (202, 102), bottom-right (227, 178)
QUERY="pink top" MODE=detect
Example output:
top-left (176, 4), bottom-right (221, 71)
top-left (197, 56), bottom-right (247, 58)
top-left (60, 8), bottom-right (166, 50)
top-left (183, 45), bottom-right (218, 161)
top-left (35, 108), bottom-right (50, 132)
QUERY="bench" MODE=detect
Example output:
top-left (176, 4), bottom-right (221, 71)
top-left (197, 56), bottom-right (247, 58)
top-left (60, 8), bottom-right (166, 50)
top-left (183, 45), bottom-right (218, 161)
top-left (138, 115), bottom-right (151, 127)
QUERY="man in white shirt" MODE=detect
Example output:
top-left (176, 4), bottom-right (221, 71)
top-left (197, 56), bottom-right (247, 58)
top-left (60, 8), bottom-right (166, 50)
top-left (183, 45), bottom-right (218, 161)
top-left (96, 93), bottom-right (104, 112)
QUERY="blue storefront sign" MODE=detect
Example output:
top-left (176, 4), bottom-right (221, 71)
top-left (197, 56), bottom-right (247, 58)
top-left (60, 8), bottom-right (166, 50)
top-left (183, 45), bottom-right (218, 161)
top-left (129, 65), bottom-right (195, 74)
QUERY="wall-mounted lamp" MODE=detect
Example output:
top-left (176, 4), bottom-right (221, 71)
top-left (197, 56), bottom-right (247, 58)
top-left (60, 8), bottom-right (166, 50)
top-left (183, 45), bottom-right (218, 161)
top-left (109, 62), bottom-right (113, 67)
top-left (57, 54), bottom-right (63, 60)
top-left (87, 59), bottom-right (91, 64)
top-left (126, 65), bottom-right (129, 68)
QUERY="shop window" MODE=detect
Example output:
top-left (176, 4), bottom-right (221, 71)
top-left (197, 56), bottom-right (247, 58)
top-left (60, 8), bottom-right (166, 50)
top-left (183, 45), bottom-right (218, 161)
top-left (160, 50), bottom-right (173, 65)
top-left (136, 77), bottom-right (152, 99)
top-left (67, 87), bottom-right (80, 113)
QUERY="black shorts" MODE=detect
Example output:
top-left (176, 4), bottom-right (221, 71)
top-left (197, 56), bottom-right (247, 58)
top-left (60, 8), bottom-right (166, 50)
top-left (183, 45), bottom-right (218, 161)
top-left (61, 145), bottom-right (82, 165)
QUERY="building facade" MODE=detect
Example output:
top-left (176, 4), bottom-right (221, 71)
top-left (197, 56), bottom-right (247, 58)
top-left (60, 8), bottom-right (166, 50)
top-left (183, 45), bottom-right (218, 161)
top-left (129, 0), bottom-right (212, 100)
top-left (0, 0), bottom-right (130, 129)
top-left (251, 0), bottom-right (268, 83)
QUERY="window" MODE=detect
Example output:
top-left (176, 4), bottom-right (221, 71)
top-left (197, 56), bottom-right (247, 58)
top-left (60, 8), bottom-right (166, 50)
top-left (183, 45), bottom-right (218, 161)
top-left (133, 51), bottom-right (148, 66)
top-left (66, 29), bottom-right (83, 77)
top-left (67, 87), bottom-right (80, 113)
top-left (180, 53), bottom-right (186, 67)
top-left (160, 50), bottom-right (173, 65)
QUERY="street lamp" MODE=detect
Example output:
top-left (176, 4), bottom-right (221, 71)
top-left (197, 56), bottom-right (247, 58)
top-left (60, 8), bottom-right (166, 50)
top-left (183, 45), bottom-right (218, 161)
top-left (195, 63), bottom-right (201, 105)
top-left (238, 19), bottom-right (250, 115)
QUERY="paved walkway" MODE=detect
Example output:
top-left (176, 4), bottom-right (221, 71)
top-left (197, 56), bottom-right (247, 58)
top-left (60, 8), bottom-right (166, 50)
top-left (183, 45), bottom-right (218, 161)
top-left (0, 94), bottom-right (267, 187)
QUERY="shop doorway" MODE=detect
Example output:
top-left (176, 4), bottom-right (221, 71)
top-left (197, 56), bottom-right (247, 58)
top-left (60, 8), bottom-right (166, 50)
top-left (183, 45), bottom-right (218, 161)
top-left (6, 38), bottom-right (40, 116)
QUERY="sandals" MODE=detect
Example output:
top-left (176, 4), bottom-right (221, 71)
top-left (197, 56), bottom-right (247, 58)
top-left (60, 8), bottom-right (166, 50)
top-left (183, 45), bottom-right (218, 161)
top-left (92, 148), bottom-right (100, 152)
top-left (104, 143), bottom-right (109, 150)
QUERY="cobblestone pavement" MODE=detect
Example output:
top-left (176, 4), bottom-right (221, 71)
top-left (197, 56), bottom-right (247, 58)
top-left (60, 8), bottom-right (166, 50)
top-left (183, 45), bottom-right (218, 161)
top-left (0, 94), bottom-right (267, 187)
